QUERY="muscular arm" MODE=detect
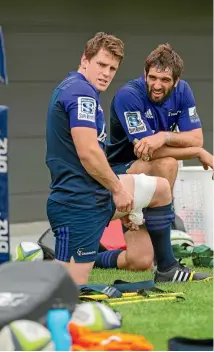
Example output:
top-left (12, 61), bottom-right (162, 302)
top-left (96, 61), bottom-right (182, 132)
top-left (151, 145), bottom-right (213, 170)
top-left (133, 128), bottom-right (203, 161)
top-left (163, 128), bottom-right (203, 148)
top-left (71, 126), bottom-right (123, 193)
top-left (151, 145), bottom-right (201, 161)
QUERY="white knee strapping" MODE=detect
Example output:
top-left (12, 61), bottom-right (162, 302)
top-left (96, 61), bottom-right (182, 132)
top-left (129, 174), bottom-right (157, 225)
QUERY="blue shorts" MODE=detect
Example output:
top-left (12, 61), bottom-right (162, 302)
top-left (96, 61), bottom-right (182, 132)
top-left (47, 198), bottom-right (115, 263)
top-left (111, 161), bottom-right (135, 175)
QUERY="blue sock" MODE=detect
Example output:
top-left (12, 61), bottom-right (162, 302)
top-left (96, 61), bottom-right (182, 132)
top-left (143, 203), bottom-right (177, 272)
top-left (94, 249), bottom-right (123, 269)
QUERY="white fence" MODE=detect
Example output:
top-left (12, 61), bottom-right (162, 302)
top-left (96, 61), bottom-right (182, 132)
top-left (173, 166), bottom-right (213, 249)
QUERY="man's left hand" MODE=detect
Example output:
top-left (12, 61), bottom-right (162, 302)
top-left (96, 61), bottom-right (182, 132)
top-left (120, 215), bottom-right (139, 231)
top-left (134, 132), bottom-right (166, 160)
top-left (198, 148), bottom-right (214, 170)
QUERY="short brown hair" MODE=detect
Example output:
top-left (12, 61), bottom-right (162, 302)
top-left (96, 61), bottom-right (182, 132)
top-left (144, 43), bottom-right (184, 82)
top-left (84, 32), bottom-right (124, 64)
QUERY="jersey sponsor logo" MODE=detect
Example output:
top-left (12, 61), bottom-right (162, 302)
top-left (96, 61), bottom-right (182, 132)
top-left (124, 111), bottom-right (147, 134)
top-left (77, 248), bottom-right (96, 256)
top-left (188, 106), bottom-right (200, 123)
top-left (77, 97), bottom-right (96, 122)
top-left (144, 109), bottom-right (153, 119)
top-left (168, 110), bottom-right (181, 117)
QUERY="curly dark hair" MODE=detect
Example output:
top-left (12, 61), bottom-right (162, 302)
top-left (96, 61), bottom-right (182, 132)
top-left (144, 43), bottom-right (184, 82)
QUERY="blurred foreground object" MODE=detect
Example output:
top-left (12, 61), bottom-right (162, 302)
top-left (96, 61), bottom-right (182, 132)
top-left (0, 26), bottom-right (8, 84)
top-left (0, 261), bottom-right (79, 329)
top-left (0, 320), bottom-right (54, 351)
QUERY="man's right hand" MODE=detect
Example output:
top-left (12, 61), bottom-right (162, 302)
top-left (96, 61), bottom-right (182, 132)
top-left (133, 132), bottom-right (166, 160)
top-left (198, 148), bottom-right (214, 170)
top-left (112, 184), bottom-right (134, 213)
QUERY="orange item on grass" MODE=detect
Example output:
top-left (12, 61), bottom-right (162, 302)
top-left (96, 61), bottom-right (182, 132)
top-left (68, 322), bottom-right (153, 351)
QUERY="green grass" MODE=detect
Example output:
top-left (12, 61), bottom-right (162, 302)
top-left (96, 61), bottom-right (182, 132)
top-left (88, 262), bottom-right (213, 351)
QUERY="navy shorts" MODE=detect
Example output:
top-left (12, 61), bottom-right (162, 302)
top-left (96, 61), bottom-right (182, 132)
top-left (111, 161), bottom-right (135, 176)
top-left (47, 198), bottom-right (115, 263)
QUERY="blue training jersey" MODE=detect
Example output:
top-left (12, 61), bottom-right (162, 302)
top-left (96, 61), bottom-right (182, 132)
top-left (46, 71), bottom-right (110, 209)
top-left (107, 75), bottom-right (202, 163)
